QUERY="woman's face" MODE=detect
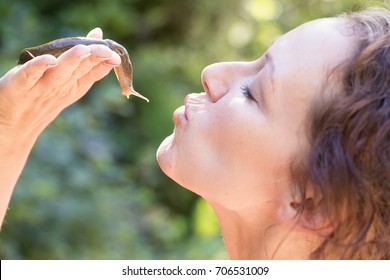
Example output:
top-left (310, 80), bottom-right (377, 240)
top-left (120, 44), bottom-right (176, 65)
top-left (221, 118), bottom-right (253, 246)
top-left (157, 18), bottom-right (355, 212)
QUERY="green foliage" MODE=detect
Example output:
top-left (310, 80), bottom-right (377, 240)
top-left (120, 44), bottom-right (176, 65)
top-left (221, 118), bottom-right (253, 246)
top-left (0, 0), bottom-right (386, 259)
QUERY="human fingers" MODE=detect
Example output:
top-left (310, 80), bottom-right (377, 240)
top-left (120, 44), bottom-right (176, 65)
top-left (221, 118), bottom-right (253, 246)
top-left (69, 44), bottom-right (121, 80)
top-left (1, 55), bottom-right (58, 92)
top-left (75, 46), bottom-right (121, 92)
top-left (30, 44), bottom-right (120, 102)
top-left (86, 27), bottom-right (103, 39)
top-left (41, 44), bottom-right (92, 85)
top-left (76, 61), bottom-right (120, 94)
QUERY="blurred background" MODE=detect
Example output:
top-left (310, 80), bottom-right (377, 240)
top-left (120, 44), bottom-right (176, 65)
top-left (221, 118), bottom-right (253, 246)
top-left (0, 0), bottom-right (386, 259)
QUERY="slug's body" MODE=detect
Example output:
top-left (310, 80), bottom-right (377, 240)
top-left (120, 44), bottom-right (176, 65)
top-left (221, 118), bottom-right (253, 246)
top-left (18, 37), bottom-right (148, 102)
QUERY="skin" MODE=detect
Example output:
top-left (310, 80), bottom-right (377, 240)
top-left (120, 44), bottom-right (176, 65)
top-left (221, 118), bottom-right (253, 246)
top-left (157, 18), bottom-right (357, 259)
top-left (0, 28), bottom-right (120, 227)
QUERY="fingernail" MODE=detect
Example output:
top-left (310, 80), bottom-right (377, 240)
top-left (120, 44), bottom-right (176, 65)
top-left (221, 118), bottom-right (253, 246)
top-left (80, 53), bottom-right (92, 59)
top-left (96, 56), bottom-right (113, 61)
top-left (104, 61), bottom-right (120, 67)
top-left (46, 62), bottom-right (58, 68)
top-left (91, 27), bottom-right (103, 34)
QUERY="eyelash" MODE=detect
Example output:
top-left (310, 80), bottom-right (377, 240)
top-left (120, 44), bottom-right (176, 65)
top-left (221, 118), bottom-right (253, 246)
top-left (240, 83), bottom-right (255, 101)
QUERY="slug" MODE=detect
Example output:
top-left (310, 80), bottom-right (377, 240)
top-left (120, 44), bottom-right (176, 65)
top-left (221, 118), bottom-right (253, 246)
top-left (18, 37), bottom-right (149, 102)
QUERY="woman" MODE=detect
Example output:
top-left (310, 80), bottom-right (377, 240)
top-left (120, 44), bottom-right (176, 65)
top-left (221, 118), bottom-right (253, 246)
top-left (0, 28), bottom-right (121, 227)
top-left (157, 7), bottom-right (390, 259)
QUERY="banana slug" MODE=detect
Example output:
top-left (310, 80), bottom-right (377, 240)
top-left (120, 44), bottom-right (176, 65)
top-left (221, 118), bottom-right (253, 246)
top-left (18, 37), bottom-right (148, 102)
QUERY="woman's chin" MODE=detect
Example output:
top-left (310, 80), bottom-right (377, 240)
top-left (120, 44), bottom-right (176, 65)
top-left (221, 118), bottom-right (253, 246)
top-left (156, 133), bottom-right (174, 170)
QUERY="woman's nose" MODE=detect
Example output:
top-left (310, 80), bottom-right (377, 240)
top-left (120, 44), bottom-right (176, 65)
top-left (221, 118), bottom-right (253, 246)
top-left (201, 61), bottom-right (254, 102)
top-left (201, 62), bottom-right (236, 102)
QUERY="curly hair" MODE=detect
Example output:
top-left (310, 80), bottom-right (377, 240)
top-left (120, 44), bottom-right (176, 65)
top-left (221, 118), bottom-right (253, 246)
top-left (291, 7), bottom-right (390, 259)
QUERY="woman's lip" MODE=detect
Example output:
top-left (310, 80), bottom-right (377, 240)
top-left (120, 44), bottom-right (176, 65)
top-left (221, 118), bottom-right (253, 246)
top-left (173, 93), bottom-right (205, 125)
top-left (184, 94), bottom-right (191, 105)
top-left (173, 105), bottom-right (187, 124)
top-left (173, 94), bottom-right (192, 125)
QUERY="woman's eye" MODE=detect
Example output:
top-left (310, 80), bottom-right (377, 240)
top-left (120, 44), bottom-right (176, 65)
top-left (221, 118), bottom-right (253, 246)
top-left (240, 83), bottom-right (255, 101)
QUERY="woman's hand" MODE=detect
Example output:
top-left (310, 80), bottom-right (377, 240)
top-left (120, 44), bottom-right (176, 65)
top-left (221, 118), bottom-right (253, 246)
top-left (0, 28), bottom-right (121, 144)
top-left (0, 28), bottom-right (120, 227)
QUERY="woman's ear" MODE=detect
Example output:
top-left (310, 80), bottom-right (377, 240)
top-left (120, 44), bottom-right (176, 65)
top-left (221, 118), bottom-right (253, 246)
top-left (289, 197), bottom-right (333, 233)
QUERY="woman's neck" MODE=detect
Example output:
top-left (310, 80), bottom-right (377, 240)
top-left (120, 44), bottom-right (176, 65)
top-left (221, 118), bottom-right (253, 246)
top-left (210, 203), bottom-right (319, 259)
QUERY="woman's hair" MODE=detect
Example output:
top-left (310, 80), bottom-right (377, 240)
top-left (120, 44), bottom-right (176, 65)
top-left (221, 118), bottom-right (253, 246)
top-left (291, 7), bottom-right (390, 259)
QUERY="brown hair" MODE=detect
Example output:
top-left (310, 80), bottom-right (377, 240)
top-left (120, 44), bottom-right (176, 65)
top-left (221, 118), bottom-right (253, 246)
top-left (292, 7), bottom-right (390, 259)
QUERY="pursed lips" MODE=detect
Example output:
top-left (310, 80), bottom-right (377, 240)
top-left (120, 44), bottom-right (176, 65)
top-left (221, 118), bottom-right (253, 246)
top-left (173, 93), bottom-right (208, 125)
top-left (185, 92), bottom-right (208, 113)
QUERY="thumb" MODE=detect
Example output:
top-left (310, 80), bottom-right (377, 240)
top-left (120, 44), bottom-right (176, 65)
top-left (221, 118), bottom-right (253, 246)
top-left (86, 27), bottom-right (103, 39)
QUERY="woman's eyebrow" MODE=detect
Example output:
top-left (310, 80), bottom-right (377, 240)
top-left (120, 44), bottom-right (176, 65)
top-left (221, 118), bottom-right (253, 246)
top-left (255, 52), bottom-right (274, 114)
top-left (265, 52), bottom-right (275, 92)
top-left (265, 52), bottom-right (275, 77)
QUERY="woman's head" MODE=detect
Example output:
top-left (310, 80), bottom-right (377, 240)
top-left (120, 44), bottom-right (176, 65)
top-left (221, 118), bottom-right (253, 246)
top-left (157, 7), bottom-right (390, 259)
top-left (291, 7), bottom-right (390, 259)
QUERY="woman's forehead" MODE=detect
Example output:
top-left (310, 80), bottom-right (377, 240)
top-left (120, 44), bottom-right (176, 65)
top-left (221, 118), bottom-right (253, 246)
top-left (266, 17), bottom-right (355, 80)
top-left (259, 18), bottom-right (356, 125)
top-left (271, 18), bottom-right (351, 55)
